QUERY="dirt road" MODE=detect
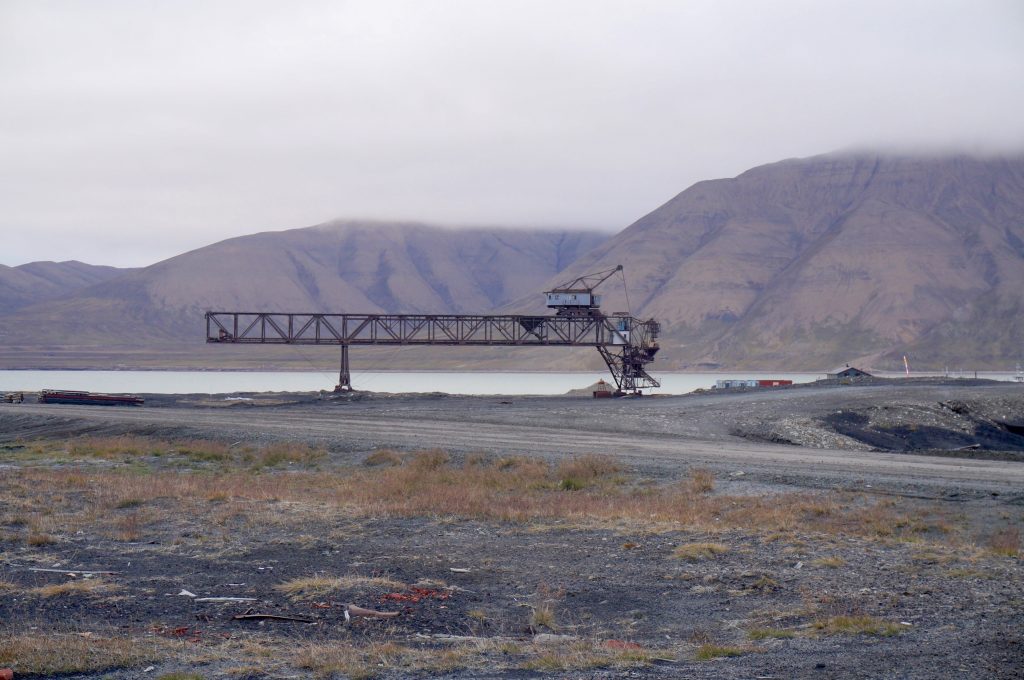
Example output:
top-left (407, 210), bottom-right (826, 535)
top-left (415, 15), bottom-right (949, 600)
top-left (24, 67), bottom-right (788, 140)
top-left (4, 381), bottom-right (1024, 498)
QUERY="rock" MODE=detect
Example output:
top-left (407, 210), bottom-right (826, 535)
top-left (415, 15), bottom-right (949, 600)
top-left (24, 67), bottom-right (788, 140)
top-left (534, 633), bottom-right (577, 644)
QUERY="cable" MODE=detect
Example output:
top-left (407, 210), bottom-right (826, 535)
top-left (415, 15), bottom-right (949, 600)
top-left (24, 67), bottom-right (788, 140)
top-left (289, 343), bottom-right (338, 387)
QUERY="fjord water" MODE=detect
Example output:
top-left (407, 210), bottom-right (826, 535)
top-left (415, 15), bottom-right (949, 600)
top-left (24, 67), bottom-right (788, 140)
top-left (0, 370), bottom-right (830, 395)
top-left (0, 370), bottom-right (1019, 396)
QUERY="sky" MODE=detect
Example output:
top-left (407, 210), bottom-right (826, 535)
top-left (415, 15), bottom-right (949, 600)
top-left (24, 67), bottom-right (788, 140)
top-left (1, 1), bottom-right (1023, 267)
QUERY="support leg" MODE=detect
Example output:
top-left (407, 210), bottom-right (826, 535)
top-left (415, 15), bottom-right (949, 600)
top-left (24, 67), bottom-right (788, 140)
top-left (595, 346), bottom-right (660, 396)
top-left (336, 344), bottom-right (352, 392)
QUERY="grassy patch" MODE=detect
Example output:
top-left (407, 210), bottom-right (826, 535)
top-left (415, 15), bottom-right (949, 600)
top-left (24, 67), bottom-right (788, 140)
top-left (687, 468), bottom-right (715, 493)
top-left (0, 442), bottom-right (972, 545)
top-left (246, 442), bottom-right (326, 470)
top-left (69, 435), bottom-right (166, 459)
top-left (811, 556), bottom-right (845, 568)
top-left (750, 575), bottom-right (779, 591)
top-left (275, 574), bottom-right (404, 600)
top-left (694, 644), bottom-right (745, 660)
top-left (988, 528), bottom-right (1020, 557)
top-left (34, 436), bottom-right (326, 470)
top-left (520, 640), bottom-right (657, 672)
top-left (0, 633), bottom-right (160, 674)
top-left (946, 567), bottom-right (990, 579)
top-left (293, 641), bottom-right (423, 679)
top-left (556, 455), bottom-right (622, 490)
top-left (673, 542), bottom-right (729, 561)
top-left (531, 603), bottom-right (557, 631)
top-left (26, 532), bottom-right (56, 546)
top-left (813, 615), bottom-right (904, 636)
top-left (29, 578), bottom-right (117, 598)
top-left (364, 449), bottom-right (404, 466)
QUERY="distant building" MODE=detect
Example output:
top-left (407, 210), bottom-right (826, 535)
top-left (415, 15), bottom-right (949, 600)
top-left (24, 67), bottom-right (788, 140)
top-left (827, 366), bottom-right (873, 380)
top-left (715, 379), bottom-right (759, 389)
top-left (713, 379), bottom-right (792, 389)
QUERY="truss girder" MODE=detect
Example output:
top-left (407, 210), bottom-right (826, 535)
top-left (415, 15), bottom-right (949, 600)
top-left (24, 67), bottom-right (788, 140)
top-left (206, 312), bottom-right (641, 347)
top-left (206, 311), bottom-right (660, 393)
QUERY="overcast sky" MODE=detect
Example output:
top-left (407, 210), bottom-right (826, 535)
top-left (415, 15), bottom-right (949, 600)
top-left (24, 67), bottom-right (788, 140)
top-left (2, 0), bottom-right (1022, 267)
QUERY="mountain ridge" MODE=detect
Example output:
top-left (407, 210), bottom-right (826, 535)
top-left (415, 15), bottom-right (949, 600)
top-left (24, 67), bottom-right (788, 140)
top-left (2, 153), bottom-right (1022, 372)
top-left (0, 260), bottom-right (132, 314)
top-left (0, 221), bottom-right (609, 349)
top-left (526, 152), bottom-right (1024, 369)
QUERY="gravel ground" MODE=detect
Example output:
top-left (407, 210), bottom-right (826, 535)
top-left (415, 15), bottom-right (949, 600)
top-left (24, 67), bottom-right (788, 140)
top-left (3, 379), bottom-right (1024, 498)
top-left (1, 378), bottom-right (1022, 678)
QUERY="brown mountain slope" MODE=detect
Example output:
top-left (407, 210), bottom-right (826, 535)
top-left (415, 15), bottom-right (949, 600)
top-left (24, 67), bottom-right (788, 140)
top-left (0, 260), bottom-right (129, 314)
top-left (531, 153), bottom-right (1024, 370)
top-left (0, 222), bottom-right (607, 351)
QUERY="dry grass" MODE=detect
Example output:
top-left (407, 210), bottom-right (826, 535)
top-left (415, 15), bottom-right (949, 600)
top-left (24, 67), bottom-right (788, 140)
top-left (687, 468), bottom-right (715, 493)
top-left (555, 454), bottom-right (622, 490)
top-left (530, 583), bottom-right (562, 631)
top-left (275, 574), bottom-right (405, 600)
top-left (0, 633), bottom-right (161, 674)
top-left (29, 578), bottom-right (118, 598)
top-left (694, 644), bottom-right (747, 660)
top-left (364, 449), bottom-right (404, 466)
top-left (247, 442), bottom-right (326, 469)
top-left (811, 555), bottom-right (846, 568)
top-left (69, 435), bottom-right (167, 459)
top-left (531, 603), bottom-right (557, 631)
top-left (673, 542), bottom-right (730, 561)
top-left (26, 532), bottom-right (56, 546)
top-left (0, 628), bottom-right (664, 679)
top-left (293, 641), bottom-right (437, 679)
top-left (813, 615), bottom-right (904, 636)
top-left (25, 435), bottom-right (326, 469)
top-left (0, 442), bottom-right (972, 548)
top-left (519, 639), bottom-right (660, 672)
top-left (988, 527), bottom-right (1020, 557)
top-left (293, 638), bottom-right (659, 678)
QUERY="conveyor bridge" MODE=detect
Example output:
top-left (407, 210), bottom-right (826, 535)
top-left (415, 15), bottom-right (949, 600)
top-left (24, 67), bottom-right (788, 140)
top-left (205, 311), bottom-right (660, 394)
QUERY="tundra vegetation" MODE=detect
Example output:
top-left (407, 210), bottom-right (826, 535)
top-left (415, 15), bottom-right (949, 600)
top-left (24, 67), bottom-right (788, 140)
top-left (0, 436), bottom-right (1021, 678)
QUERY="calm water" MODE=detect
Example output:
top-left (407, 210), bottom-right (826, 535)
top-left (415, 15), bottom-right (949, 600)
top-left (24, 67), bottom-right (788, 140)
top-left (0, 370), bottom-right (829, 395)
top-left (1, 369), bottom-right (1020, 396)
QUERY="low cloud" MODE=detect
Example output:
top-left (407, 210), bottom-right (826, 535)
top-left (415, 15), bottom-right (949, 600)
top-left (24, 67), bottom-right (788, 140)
top-left (2, 0), bottom-right (1022, 266)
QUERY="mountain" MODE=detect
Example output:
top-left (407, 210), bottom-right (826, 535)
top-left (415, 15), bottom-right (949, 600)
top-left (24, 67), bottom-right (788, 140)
top-left (5, 154), bottom-right (1022, 373)
top-left (0, 221), bottom-right (608, 354)
top-left (0, 260), bottom-right (129, 314)
top-left (531, 153), bottom-right (1024, 370)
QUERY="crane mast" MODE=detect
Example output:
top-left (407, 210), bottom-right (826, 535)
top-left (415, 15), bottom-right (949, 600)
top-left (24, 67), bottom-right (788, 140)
top-left (206, 265), bottom-right (660, 394)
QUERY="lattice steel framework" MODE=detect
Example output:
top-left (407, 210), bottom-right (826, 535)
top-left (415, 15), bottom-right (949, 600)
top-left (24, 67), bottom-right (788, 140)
top-left (205, 312), bottom-right (660, 393)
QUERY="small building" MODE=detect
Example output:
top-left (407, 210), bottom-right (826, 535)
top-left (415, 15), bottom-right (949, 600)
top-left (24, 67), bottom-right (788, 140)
top-left (827, 366), bottom-right (873, 380)
top-left (715, 379), bottom-right (759, 389)
top-left (714, 378), bottom-right (794, 389)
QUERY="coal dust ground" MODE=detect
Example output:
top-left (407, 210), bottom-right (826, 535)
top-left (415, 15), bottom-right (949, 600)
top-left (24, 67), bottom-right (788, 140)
top-left (1, 378), bottom-right (1022, 678)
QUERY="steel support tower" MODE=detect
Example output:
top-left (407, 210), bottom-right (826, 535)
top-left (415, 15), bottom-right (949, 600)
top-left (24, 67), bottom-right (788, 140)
top-left (205, 311), bottom-right (661, 394)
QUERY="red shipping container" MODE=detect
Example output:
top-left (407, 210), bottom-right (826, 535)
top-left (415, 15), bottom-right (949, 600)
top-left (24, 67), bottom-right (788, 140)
top-left (757, 380), bottom-right (793, 387)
